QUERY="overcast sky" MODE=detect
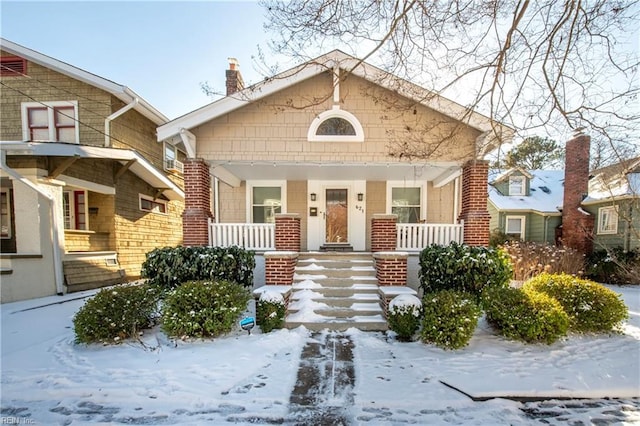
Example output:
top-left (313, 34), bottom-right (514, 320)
top-left (1, 1), bottom-right (283, 119)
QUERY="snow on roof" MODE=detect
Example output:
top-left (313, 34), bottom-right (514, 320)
top-left (488, 169), bottom-right (564, 214)
top-left (584, 169), bottom-right (640, 203)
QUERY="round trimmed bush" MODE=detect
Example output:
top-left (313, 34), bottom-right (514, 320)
top-left (388, 294), bottom-right (422, 341)
top-left (420, 290), bottom-right (480, 350)
top-left (162, 280), bottom-right (251, 338)
top-left (73, 283), bottom-right (160, 344)
top-left (523, 273), bottom-right (629, 333)
top-left (483, 285), bottom-right (569, 344)
top-left (256, 290), bottom-right (286, 333)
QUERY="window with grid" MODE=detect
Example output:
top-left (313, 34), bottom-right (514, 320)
top-left (1, 189), bottom-right (11, 238)
top-left (63, 189), bottom-right (88, 230)
top-left (21, 101), bottom-right (78, 143)
top-left (508, 176), bottom-right (526, 196)
top-left (597, 206), bottom-right (618, 234)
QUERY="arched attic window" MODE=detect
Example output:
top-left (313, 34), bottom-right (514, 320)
top-left (307, 108), bottom-right (364, 142)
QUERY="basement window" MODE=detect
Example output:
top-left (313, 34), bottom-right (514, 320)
top-left (139, 194), bottom-right (167, 214)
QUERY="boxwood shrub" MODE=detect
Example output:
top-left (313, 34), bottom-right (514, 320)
top-left (73, 283), bottom-right (160, 344)
top-left (387, 294), bottom-right (422, 342)
top-left (483, 285), bottom-right (569, 344)
top-left (141, 246), bottom-right (256, 290)
top-left (162, 280), bottom-right (251, 338)
top-left (523, 273), bottom-right (629, 333)
top-left (256, 291), bottom-right (286, 333)
top-left (419, 242), bottom-right (512, 299)
top-left (420, 290), bottom-right (480, 350)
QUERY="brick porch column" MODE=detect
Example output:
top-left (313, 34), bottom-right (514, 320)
top-left (371, 214), bottom-right (398, 252)
top-left (458, 160), bottom-right (490, 246)
top-left (373, 251), bottom-right (408, 287)
top-left (275, 213), bottom-right (301, 251)
top-left (264, 251), bottom-right (298, 285)
top-left (182, 158), bottom-right (212, 246)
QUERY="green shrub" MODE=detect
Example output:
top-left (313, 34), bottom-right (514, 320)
top-left (256, 291), bottom-right (286, 333)
top-left (419, 242), bottom-right (513, 299)
top-left (73, 283), bottom-right (160, 344)
top-left (483, 285), bottom-right (569, 344)
top-left (141, 246), bottom-right (256, 290)
top-left (587, 248), bottom-right (640, 285)
top-left (162, 280), bottom-right (251, 338)
top-left (387, 294), bottom-right (422, 341)
top-left (420, 290), bottom-right (480, 350)
top-left (523, 273), bottom-right (629, 333)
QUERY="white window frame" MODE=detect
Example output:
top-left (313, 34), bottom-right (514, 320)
top-left (63, 189), bottom-right (89, 230)
top-left (139, 194), bottom-right (168, 215)
top-left (386, 181), bottom-right (427, 223)
top-left (307, 107), bottom-right (364, 142)
top-left (1, 188), bottom-right (11, 239)
top-left (21, 101), bottom-right (80, 143)
top-left (597, 206), bottom-right (618, 235)
top-left (163, 142), bottom-right (185, 172)
top-left (508, 175), bottom-right (526, 196)
top-left (246, 180), bottom-right (287, 223)
top-left (505, 215), bottom-right (526, 239)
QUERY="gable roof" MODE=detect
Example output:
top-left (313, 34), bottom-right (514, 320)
top-left (584, 157), bottom-right (640, 204)
top-left (490, 167), bottom-right (534, 184)
top-left (157, 50), bottom-right (514, 149)
top-left (488, 169), bottom-right (564, 214)
top-left (0, 38), bottom-right (168, 125)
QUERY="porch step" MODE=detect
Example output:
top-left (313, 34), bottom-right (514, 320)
top-left (319, 243), bottom-right (353, 252)
top-left (285, 253), bottom-right (387, 332)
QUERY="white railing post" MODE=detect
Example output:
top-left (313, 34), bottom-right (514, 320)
top-left (208, 223), bottom-right (276, 250)
top-left (395, 223), bottom-right (464, 251)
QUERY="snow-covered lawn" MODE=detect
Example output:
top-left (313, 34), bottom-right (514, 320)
top-left (1, 285), bottom-right (639, 425)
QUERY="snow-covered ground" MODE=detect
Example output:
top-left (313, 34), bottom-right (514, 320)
top-left (1, 284), bottom-right (639, 425)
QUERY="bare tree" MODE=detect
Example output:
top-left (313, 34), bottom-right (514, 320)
top-left (262, 0), bottom-right (640, 164)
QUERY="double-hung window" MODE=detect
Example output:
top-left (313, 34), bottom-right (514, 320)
top-left (391, 187), bottom-right (421, 223)
top-left (505, 215), bottom-right (526, 240)
top-left (21, 101), bottom-right (79, 143)
top-left (597, 206), bottom-right (618, 234)
top-left (252, 187), bottom-right (282, 223)
top-left (508, 176), bottom-right (525, 196)
top-left (63, 189), bottom-right (88, 230)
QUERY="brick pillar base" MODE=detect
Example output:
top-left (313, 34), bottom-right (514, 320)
top-left (264, 251), bottom-right (299, 285)
top-left (459, 160), bottom-right (490, 246)
top-left (373, 251), bottom-right (408, 286)
top-left (371, 214), bottom-right (398, 252)
top-left (275, 214), bottom-right (301, 251)
top-left (182, 158), bottom-right (212, 246)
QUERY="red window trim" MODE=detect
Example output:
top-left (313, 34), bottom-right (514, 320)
top-left (54, 106), bottom-right (75, 140)
top-left (0, 56), bottom-right (27, 76)
top-left (27, 107), bottom-right (49, 140)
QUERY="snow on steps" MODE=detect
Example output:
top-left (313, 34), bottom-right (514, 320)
top-left (285, 252), bottom-right (388, 332)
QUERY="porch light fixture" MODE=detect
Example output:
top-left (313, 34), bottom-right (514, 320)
top-left (310, 193), bottom-right (316, 201)
top-left (357, 193), bottom-right (364, 201)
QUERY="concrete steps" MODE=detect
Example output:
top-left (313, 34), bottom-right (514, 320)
top-left (285, 253), bottom-right (387, 332)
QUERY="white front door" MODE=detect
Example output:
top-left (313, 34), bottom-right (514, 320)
top-left (307, 180), bottom-right (366, 251)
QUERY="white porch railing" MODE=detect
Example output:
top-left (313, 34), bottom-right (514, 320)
top-left (208, 221), bottom-right (275, 250)
top-left (396, 223), bottom-right (464, 251)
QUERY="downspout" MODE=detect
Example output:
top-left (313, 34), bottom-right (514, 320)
top-left (105, 98), bottom-right (139, 147)
top-left (0, 151), bottom-right (65, 295)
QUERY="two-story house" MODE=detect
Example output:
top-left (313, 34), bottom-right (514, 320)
top-left (0, 38), bottom-right (185, 302)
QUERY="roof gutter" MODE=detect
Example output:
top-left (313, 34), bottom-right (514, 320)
top-left (0, 150), bottom-right (65, 295)
top-left (105, 98), bottom-right (139, 147)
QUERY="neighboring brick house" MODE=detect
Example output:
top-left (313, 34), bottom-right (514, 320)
top-left (0, 38), bottom-right (185, 302)
top-left (157, 51), bottom-right (513, 252)
top-left (488, 167), bottom-right (564, 244)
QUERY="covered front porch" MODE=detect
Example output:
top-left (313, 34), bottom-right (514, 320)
top-left (184, 157), bottom-right (490, 250)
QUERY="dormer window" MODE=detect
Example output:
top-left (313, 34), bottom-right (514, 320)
top-left (307, 108), bottom-right (364, 142)
top-left (509, 176), bottom-right (525, 196)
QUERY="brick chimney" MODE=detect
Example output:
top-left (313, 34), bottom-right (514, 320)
top-left (561, 128), bottom-right (594, 254)
top-left (226, 57), bottom-right (244, 96)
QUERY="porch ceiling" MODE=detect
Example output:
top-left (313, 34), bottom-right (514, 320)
top-left (211, 161), bottom-right (462, 185)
